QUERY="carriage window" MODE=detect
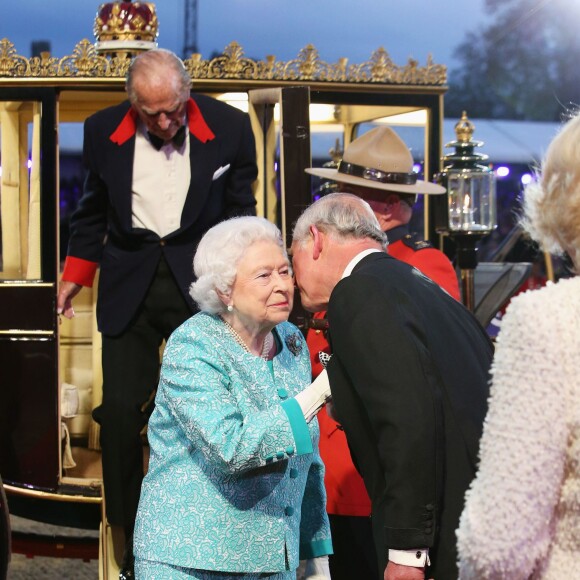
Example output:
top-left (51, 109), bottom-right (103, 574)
top-left (310, 127), bottom-right (344, 200)
top-left (0, 100), bottom-right (42, 280)
top-left (59, 122), bottom-right (84, 267)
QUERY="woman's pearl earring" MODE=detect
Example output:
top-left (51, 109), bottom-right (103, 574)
top-left (227, 304), bottom-right (234, 312)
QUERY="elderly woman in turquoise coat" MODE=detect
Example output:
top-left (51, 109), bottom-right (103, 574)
top-left (133, 216), bottom-right (333, 579)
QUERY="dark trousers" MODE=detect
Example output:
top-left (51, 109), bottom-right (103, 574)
top-left (93, 256), bottom-right (192, 531)
top-left (328, 514), bottom-right (379, 580)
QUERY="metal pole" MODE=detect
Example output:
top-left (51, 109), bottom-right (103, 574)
top-left (454, 233), bottom-right (481, 312)
top-left (460, 268), bottom-right (476, 311)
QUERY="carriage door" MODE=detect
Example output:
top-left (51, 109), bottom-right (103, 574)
top-left (0, 88), bottom-right (59, 491)
top-left (248, 87), bottom-right (312, 248)
top-left (248, 86), bottom-right (312, 327)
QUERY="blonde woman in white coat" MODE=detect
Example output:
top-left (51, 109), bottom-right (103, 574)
top-left (456, 111), bottom-right (580, 579)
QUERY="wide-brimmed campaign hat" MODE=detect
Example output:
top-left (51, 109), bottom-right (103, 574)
top-left (305, 126), bottom-right (446, 195)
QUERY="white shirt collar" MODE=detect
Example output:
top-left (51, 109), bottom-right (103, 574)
top-left (341, 248), bottom-right (382, 279)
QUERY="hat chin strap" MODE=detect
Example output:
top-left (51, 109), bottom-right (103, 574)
top-left (338, 160), bottom-right (417, 185)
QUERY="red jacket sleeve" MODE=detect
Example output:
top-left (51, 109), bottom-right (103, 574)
top-left (61, 255), bottom-right (98, 287)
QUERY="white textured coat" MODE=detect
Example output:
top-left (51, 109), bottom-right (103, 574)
top-left (457, 276), bottom-right (580, 579)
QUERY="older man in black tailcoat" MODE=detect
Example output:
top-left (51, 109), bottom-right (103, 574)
top-left (291, 193), bottom-right (492, 580)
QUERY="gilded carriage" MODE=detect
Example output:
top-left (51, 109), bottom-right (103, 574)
top-left (0, 4), bottom-right (450, 577)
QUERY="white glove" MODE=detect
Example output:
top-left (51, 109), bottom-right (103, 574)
top-left (303, 555), bottom-right (331, 580)
top-left (294, 369), bottom-right (331, 422)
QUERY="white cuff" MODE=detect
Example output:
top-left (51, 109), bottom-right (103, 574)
top-left (303, 555), bottom-right (331, 579)
top-left (294, 369), bottom-right (331, 422)
top-left (388, 548), bottom-right (430, 567)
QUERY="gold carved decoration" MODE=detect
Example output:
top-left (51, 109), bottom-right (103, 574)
top-left (0, 39), bottom-right (446, 85)
top-left (0, 39), bottom-right (129, 78)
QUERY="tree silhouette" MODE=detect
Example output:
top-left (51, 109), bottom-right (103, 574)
top-left (446, 0), bottom-right (580, 120)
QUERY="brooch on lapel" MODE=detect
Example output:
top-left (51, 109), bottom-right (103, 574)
top-left (318, 351), bottom-right (331, 368)
top-left (285, 333), bottom-right (303, 356)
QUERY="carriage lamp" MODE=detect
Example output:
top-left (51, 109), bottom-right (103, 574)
top-left (435, 112), bottom-right (497, 310)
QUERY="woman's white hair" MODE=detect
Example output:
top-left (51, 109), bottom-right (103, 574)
top-left (292, 192), bottom-right (388, 249)
top-left (190, 216), bottom-right (286, 314)
top-left (521, 111), bottom-right (580, 267)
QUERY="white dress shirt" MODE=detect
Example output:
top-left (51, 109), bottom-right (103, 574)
top-left (131, 124), bottom-right (191, 238)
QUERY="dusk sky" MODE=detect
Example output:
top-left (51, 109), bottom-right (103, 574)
top-left (2, 1), bottom-right (559, 162)
top-left (0, 0), bottom-right (488, 72)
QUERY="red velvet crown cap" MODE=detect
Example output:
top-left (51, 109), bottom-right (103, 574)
top-left (94, 2), bottom-right (159, 43)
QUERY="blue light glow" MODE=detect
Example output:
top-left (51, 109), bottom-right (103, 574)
top-left (520, 173), bottom-right (533, 185)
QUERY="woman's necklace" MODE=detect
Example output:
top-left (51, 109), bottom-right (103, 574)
top-left (220, 317), bottom-right (273, 360)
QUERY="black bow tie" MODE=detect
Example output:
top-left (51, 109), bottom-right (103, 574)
top-left (147, 125), bottom-right (187, 151)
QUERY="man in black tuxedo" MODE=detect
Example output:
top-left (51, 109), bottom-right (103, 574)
top-left (57, 48), bottom-right (257, 578)
top-left (291, 193), bottom-right (493, 580)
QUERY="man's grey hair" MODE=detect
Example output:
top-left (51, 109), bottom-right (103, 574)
top-left (190, 216), bottom-right (287, 314)
top-left (292, 192), bottom-right (388, 249)
top-left (126, 48), bottom-right (191, 104)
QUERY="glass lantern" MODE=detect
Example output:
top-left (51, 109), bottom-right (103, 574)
top-left (436, 112), bottom-right (497, 310)
top-left (439, 112), bottom-right (496, 234)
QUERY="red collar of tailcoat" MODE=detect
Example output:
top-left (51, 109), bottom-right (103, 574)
top-left (109, 97), bottom-right (216, 145)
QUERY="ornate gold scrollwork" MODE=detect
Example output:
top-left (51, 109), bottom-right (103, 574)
top-left (0, 39), bottom-right (30, 77)
top-left (0, 39), bottom-right (446, 86)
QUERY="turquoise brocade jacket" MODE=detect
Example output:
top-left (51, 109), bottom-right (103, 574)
top-left (134, 312), bottom-right (332, 573)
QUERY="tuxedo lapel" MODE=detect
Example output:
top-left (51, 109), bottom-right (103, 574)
top-left (113, 140), bottom-right (137, 230)
top-left (180, 134), bottom-right (220, 226)
top-left (105, 104), bottom-right (138, 230)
